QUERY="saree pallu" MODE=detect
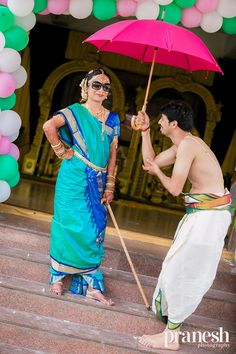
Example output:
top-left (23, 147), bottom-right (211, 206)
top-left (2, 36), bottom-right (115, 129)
top-left (50, 103), bottom-right (120, 295)
top-left (152, 190), bottom-right (232, 330)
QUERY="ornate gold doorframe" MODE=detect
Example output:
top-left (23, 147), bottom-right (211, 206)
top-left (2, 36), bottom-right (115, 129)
top-left (22, 60), bottom-right (125, 176)
top-left (119, 75), bottom-right (221, 199)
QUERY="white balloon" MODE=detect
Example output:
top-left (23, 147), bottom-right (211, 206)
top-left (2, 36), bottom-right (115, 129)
top-left (136, 0), bottom-right (160, 19)
top-left (0, 32), bottom-right (6, 52)
top-left (14, 12), bottom-right (36, 31)
top-left (0, 110), bottom-right (21, 137)
top-left (8, 0), bottom-right (34, 17)
top-left (69, 0), bottom-right (93, 19)
top-left (0, 48), bottom-right (21, 73)
top-left (0, 180), bottom-right (11, 203)
top-left (8, 130), bottom-right (19, 143)
top-left (153, 0), bottom-right (173, 5)
top-left (217, 0), bottom-right (236, 18)
top-left (200, 11), bottom-right (223, 33)
top-left (12, 65), bottom-right (27, 89)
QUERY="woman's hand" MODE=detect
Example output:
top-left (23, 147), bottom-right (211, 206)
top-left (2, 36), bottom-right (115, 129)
top-left (62, 149), bottom-right (74, 160)
top-left (101, 191), bottom-right (114, 205)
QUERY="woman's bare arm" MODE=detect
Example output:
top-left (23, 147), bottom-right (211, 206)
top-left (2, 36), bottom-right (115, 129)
top-left (43, 114), bottom-right (73, 160)
top-left (102, 137), bottom-right (118, 204)
top-left (43, 114), bottom-right (66, 145)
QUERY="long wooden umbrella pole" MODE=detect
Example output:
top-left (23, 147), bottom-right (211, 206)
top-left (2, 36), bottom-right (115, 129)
top-left (107, 204), bottom-right (151, 310)
top-left (142, 48), bottom-right (157, 113)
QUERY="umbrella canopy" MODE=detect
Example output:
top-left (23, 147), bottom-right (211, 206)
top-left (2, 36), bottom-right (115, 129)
top-left (84, 20), bottom-right (223, 128)
top-left (84, 19), bottom-right (223, 74)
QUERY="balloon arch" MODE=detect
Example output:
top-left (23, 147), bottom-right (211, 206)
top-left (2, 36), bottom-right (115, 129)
top-left (0, 0), bottom-right (236, 202)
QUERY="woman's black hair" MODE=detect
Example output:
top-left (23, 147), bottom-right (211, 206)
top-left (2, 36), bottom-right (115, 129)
top-left (84, 68), bottom-right (111, 85)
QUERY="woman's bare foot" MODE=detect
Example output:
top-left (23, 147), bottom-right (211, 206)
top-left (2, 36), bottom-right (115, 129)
top-left (86, 288), bottom-right (114, 306)
top-left (138, 329), bottom-right (180, 350)
top-left (50, 281), bottom-right (64, 295)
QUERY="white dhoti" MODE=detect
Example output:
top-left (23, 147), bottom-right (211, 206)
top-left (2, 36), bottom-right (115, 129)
top-left (152, 192), bottom-right (231, 329)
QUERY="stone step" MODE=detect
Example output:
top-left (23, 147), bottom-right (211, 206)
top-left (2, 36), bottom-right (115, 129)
top-left (0, 342), bottom-right (49, 354)
top-left (0, 312), bottom-right (137, 354)
top-left (1, 249), bottom-right (236, 335)
top-left (1, 244), bottom-right (236, 323)
top-left (1, 220), bottom-right (236, 294)
top-left (0, 275), bottom-right (162, 337)
top-left (1, 207), bottom-right (235, 354)
top-left (0, 306), bottom-right (227, 353)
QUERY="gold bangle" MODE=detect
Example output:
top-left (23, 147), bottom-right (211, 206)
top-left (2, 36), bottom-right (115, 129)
top-left (53, 146), bottom-right (64, 152)
top-left (107, 175), bottom-right (115, 180)
top-left (57, 153), bottom-right (66, 159)
top-left (106, 178), bottom-right (115, 182)
top-left (53, 146), bottom-right (65, 152)
top-left (51, 141), bottom-right (62, 148)
top-left (55, 148), bottom-right (66, 157)
top-left (106, 182), bottom-right (115, 186)
top-left (105, 185), bottom-right (115, 191)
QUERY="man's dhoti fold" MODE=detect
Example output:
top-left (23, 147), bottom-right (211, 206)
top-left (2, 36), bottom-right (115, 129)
top-left (152, 191), bottom-right (231, 328)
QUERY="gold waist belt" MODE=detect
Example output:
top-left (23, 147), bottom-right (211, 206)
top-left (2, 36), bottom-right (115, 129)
top-left (74, 150), bottom-right (107, 172)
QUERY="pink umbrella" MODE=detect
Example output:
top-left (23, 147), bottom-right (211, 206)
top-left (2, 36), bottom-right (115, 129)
top-left (84, 19), bottom-right (223, 128)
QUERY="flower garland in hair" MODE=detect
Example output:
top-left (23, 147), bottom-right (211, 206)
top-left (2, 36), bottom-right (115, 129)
top-left (80, 77), bottom-right (88, 102)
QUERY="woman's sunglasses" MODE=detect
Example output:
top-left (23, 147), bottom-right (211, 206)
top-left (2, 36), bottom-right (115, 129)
top-left (89, 81), bottom-right (111, 93)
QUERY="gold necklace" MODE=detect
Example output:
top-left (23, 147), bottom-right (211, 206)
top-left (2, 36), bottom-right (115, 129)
top-left (85, 103), bottom-right (106, 140)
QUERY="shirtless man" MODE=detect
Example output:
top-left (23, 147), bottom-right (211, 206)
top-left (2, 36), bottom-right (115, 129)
top-left (134, 100), bottom-right (231, 350)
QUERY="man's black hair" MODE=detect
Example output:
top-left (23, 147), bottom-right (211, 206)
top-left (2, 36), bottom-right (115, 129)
top-left (160, 100), bottom-right (193, 132)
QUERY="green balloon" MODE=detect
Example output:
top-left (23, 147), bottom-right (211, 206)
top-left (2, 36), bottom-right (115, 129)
top-left (4, 26), bottom-right (29, 51)
top-left (222, 17), bottom-right (236, 35)
top-left (8, 171), bottom-right (20, 188)
top-left (158, 4), bottom-right (182, 25)
top-left (0, 155), bottom-right (18, 183)
top-left (0, 5), bottom-right (14, 32)
top-left (33, 0), bottom-right (48, 14)
top-left (0, 93), bottom-right (16, 110)
top-left (93, 0), bottom-right (116, 21)
top-left (174, 0), bottom-right (196, 9)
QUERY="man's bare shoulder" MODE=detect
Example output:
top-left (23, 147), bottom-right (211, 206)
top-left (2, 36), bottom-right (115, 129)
top-left (176, 136), bottom-right (198, 159)
top-left (178, 136), bottom-right (195, 149)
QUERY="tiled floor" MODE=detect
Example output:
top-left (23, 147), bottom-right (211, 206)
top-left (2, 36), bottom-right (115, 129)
top-left (5, 178), bottom-right (184, 239)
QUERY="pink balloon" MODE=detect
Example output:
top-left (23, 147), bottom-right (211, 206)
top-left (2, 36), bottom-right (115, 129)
top-left (181, 7), bottom-right (202, 28)
top-left (48, 0), bottom-right (70, 15)
top-left (0, 0), bottom-right (8, 5)
top-left (195, 0), bottom-right (219, 13)
top-left (0, 136), bottom-right (11, 154)
top-left (0, 73), bottom-right (16, 98)
top-left (8, 143), bottom-right (20, 160)
top-left (117, 0), bottom-right (137, 17)
top-left (39, 8), bottom-right (50, 15)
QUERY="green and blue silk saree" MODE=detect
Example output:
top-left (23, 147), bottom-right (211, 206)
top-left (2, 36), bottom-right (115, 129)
top-left (50, 103), bottom-right (120, 295)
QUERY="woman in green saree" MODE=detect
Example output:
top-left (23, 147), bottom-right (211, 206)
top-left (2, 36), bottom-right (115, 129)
top-left (43, 69), bottom-right (120, 306)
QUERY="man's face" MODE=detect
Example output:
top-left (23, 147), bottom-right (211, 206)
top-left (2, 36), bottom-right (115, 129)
top-left (158, 114), bottom-right (174, 136)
